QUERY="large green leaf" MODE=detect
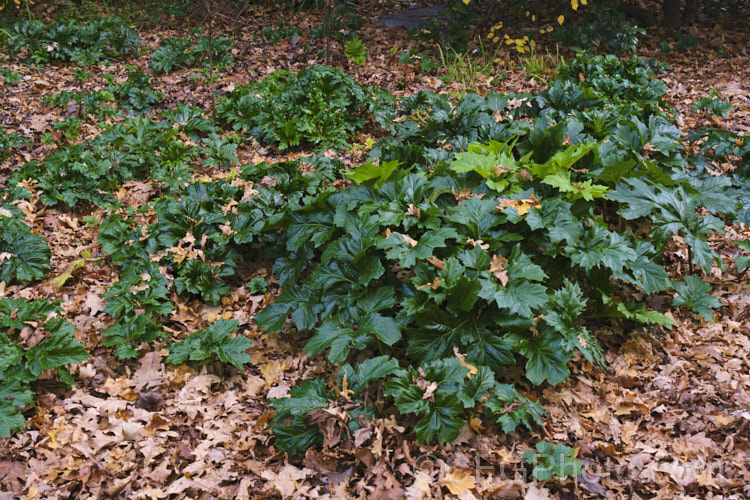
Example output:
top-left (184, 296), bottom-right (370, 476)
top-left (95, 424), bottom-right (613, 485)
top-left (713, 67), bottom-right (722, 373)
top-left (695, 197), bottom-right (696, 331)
top-left (406, 307), bottom-right (514, 372)
top-left (24, 317), bottom-right (88, 382)
top-left (0, 379), bottom-right (35, 437)
top-left (0, 232), bottom-right (51, 283)
top-left (414, 395), bottom-right (465, 444)
top-left (509, 328), bottom-right (571, 386)
top-left (672, 275), bottom-right (720, 321)
top-left (479, 278), bottom-right (548, 318)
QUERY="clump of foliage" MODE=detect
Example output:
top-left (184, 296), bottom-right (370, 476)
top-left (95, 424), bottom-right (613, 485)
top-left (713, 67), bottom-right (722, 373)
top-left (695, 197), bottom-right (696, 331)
top-left (0, 67), bottom-right (22, 84)
top-left (0, 205), bottom-right (51, 284)
top-left (6, 110), bottom-right (218, 208)
top-left (344, 37), bottom-right (367, 65)
top-left (0, 127), bottom-right (28, 161)
top-left (216, 65), bottom-right (397, 150)
top-left (9, 144), bottom-right (117, 207)
top-left (3, 35), bottom-right (743, 459)
top-left (692, 88), bottom-right (733, 117)
top-left (150, 32), bottom-right (233, 73)
top-left (397, 50), bottom-right (440, 73)
top-left (166, 319), bottom-right (252, 370)
top-left (550, 2), bottom-right (644, 53)
top-left (0, 298), bottom-right (89, 436)
top-left (522, 441), bottom-right (582, 480)
top-left (101, 261), bottom-right (172, 359)
top-left (5, 17), bottom-right (140, 65)
top-left (52, 117), bottom-right (82, 141)
top-left (675, 33), bottom-right (698, 52)
top-left (258, 19), bottom-right (300, 46)
top-left (114, 71), bottom-right (164, 115)
top-left (42, 89), bottom-right (118, 121)
top-left (96, 152), bottom-right (346, 312)
top-left (255, 53), bottom-right (740, 451)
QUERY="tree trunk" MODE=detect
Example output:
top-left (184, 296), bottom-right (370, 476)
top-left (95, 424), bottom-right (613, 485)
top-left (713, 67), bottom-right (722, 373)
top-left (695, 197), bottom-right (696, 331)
top-left (682, 0), bottom-right (697, 25)
top-left (616, 3), bottom-right (657, 27)
top-left (663, 0), bottom-right (682, 29)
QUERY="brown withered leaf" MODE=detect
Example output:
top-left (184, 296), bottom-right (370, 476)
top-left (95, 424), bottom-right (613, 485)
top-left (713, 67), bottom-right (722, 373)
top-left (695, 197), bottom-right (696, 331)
top-left (0, 461), bottom-right (27, 492)
top-left (307, 408), bottom-right (348, 448)
top-left (427, 256), bottom-right (444, 269)
top-left (489, 254), bottom-right (509, 286)
top-left (493, 164), bottom-right (511, 176)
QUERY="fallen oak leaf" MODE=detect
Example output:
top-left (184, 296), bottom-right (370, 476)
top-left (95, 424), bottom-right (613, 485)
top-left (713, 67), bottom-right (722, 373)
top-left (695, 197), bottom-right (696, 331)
top-left (440, 469), bottom-right (476, 495)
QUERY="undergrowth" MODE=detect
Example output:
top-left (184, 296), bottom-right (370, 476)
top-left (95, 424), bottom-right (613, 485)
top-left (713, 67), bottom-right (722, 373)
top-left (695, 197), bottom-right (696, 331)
top-left (1, 30), bottom-right (748, 468)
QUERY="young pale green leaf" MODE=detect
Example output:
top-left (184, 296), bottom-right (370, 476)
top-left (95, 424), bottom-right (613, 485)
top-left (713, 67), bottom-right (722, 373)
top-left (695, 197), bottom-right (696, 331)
top-left (344, 160), bottom-right (400, 187)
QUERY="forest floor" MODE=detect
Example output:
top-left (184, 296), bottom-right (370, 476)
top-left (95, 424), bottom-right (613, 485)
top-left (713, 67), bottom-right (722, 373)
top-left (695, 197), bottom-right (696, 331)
top-left (0, 0), bottom-right (749, 498)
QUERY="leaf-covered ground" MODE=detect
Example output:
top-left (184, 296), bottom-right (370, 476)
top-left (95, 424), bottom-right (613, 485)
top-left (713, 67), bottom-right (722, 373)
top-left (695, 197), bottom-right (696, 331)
top-left (1, 0), bottom-right (749, 498)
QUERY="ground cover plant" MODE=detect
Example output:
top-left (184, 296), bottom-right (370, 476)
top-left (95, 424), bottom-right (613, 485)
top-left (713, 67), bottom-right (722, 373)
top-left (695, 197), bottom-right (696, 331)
top-left (0, 0), bottom-right (749, 498)
top-left (4, 17), bottom-right (140, 65)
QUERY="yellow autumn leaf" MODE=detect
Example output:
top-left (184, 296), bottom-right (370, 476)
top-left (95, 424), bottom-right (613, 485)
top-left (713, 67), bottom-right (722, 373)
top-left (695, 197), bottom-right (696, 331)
top-left (460, 358), bottom-right (478, 378)
top-left (571, 0), bottom-right (579, 10)
top-left (469, 415), bottom-right (483, 432)
top-left (454, 347), bottom-right (479, 378)
top-left (441, 469), bottom-right (476, 495)
top-left (260, 359), bottom-right (291, 387)
top-left (558, 15), bottom-right (565, 25)
top-left (496, 196), bottom-right (541, 216)
top-left (462, 0), bottom-right (471, 5)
